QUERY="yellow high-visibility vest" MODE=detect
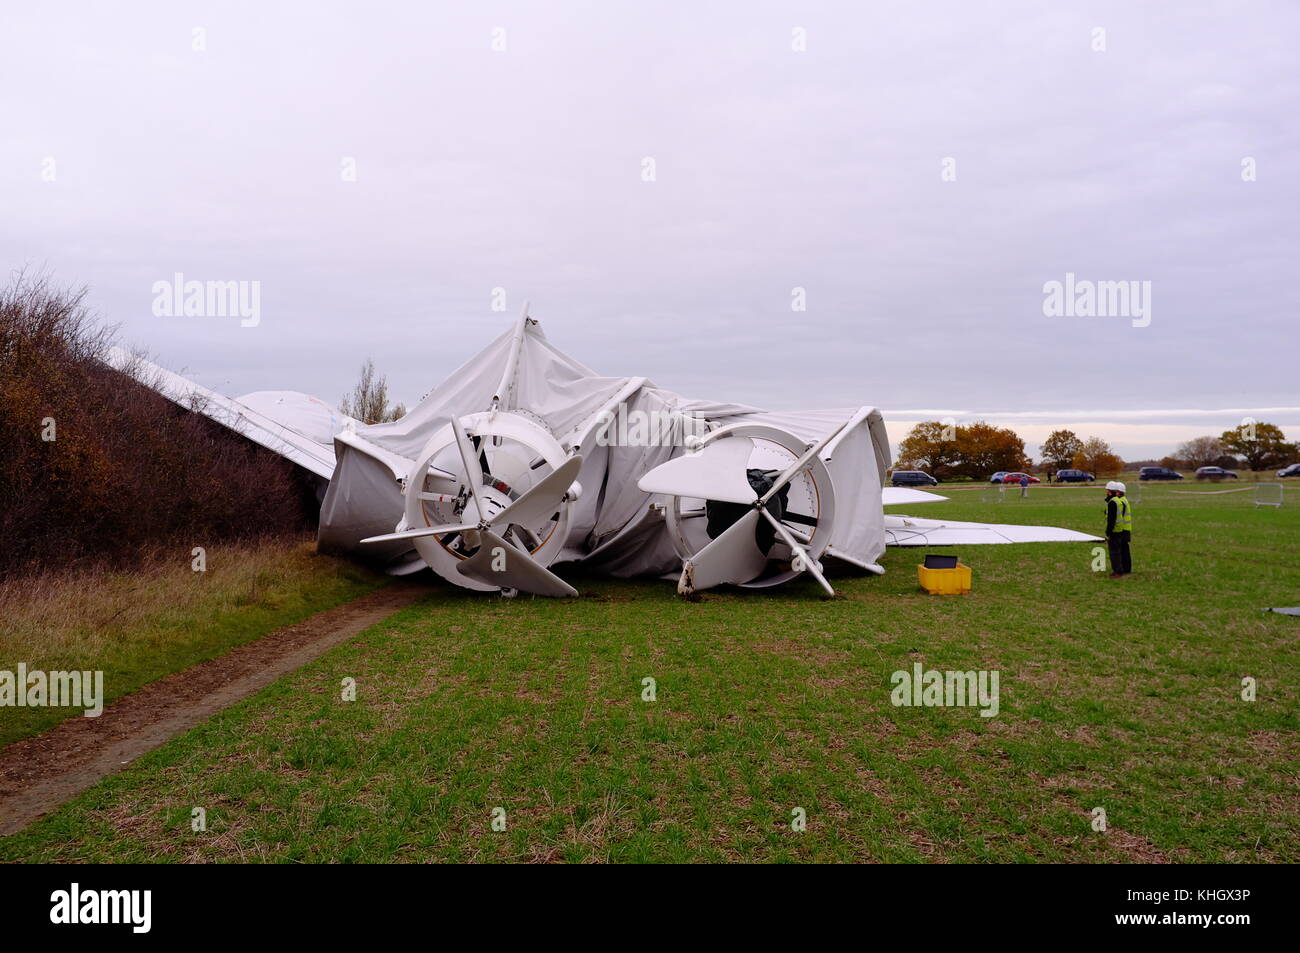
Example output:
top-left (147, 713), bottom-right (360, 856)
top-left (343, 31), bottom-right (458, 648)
top-left (1114, 495), bottom-right (1132, 532)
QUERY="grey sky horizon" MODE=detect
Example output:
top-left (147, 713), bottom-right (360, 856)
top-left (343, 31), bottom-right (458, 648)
top-left (4, 1), bottom-right (1296, 460)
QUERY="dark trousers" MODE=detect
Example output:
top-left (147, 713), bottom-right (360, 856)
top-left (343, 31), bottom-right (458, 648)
top-left (1107, 531), bottom-right (1132, 574)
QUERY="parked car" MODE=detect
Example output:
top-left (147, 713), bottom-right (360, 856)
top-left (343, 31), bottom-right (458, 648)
top-left (890, 470), bottom-right (938, 487)
top-left (1195, 466), bottom-right (1238, 480)
top-left (1053, 469), bottom-right (1094, 483)
top-left (1139, 466), bottom-right (1183, 481)
top-left (1277, 463), bottom-right (1300, 478)
top-left (994, 471), bottom-right (1040, 485)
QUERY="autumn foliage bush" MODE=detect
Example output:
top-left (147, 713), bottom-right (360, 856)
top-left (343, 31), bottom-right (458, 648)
top-left (0, 275), bottom-right (315, 577)
top-left (893, 420), bottom-right (1032, 481)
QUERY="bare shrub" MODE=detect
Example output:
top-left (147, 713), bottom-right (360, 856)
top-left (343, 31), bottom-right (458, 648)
top-left (0, 272), bottom-right (314, 577)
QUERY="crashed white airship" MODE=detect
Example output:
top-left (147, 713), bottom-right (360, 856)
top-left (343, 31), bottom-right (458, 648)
top-left (108, 306), bottom-right (1099, 598)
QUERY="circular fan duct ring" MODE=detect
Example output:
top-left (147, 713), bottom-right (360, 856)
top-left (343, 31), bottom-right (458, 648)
top-left (660, 422), bottom-right (837, 593)
top-left (400, 411), bottom-right (578, 595)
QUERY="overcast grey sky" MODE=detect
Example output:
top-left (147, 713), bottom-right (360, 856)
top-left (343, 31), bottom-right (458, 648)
top-left (3, 1), bottom-right (1296, 459)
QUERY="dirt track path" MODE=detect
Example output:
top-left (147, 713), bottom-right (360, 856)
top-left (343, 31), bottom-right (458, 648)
top-left (0, 582), bottom-right (426, 837)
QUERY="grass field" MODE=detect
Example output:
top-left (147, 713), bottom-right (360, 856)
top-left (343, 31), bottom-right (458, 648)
top-left (2, 486), bottom-right (1296, 862)
top-left (0, 538), bottom-right (384, 747)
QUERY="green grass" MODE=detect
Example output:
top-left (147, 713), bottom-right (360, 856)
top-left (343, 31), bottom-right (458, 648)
top-left (0, 538), bottom-right (385, 747)
top-left (2, 487), bottom-right (1296, 862)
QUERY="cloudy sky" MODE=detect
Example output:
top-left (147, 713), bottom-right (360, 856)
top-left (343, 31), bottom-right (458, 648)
top-left (3, 1), bottom-right (1296, 459)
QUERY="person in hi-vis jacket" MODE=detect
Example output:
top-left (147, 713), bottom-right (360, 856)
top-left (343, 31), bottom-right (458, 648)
top-left (1104, 481), bottom-right (1132, 577)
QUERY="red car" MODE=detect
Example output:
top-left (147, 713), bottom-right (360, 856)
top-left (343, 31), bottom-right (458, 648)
top-left (997, 472), bottom-right (1040, 484)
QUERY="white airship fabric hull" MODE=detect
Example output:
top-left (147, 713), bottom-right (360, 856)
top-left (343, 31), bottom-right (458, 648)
top-left (316, 320), bottom-right (892, 578)
top-left (884, 514), bottom-right (1102, 546)
top-left (108, 316), bottom-right (1096, 591)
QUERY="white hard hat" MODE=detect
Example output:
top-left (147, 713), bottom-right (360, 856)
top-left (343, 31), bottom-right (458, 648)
top-left (1106, 481), bottom-right (1126, 492)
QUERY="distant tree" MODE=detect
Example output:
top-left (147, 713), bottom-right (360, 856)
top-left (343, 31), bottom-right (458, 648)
top-left (1220, 421), bottom-right (1297, 472)
top-left (952, 421), bottom-right (1030, 480)
top-left (1040, 429), bottom-right (1084, 472)
top-left (1176, 436), bottom-right (1224, 470)
top-left (894, 420), bottom-right (961, 479)
top-left (896, 420), bottom-right (1029, 480)
top-left (1072, 436), bottom-right (1123, 476)
top-left (339, 358), bottom-right (405, 424)
top-left (1158, 455), bottom-right (1182, 470)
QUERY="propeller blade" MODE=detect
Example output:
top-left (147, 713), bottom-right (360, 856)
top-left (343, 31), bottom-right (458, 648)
top-left (759, 420), bottom-right (849, 505)
top-left (451, 416), bottom-right (487, 513)
top-left (455, 530), bottom-right (578, 597)
top-left (360, 522), bottom-right (477, 544)
top-left (490, 455), bottom-right (582, 530)
top-left (679, 509), bottom-right (768, 591)
top-left (472, 434), bottom-right (491, 477)
top-left (759, 508), bottom-right (835, 596)
top-left (637, 436), bottom-right (756, 504)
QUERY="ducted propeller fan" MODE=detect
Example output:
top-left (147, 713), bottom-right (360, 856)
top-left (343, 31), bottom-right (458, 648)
top-left (362, 411), bottom-right (582, 597)
top-left (637, 421), bottom-right (844, 597)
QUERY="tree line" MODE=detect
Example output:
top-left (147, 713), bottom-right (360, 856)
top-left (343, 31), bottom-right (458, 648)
top-left (895, 421), bottom-right (1298, 479)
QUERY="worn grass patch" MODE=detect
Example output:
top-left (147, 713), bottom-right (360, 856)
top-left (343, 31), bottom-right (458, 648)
top-left (2, 487), bottom-right (1297, 862)
top-left (0, 537), bottom-right (384, 746)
